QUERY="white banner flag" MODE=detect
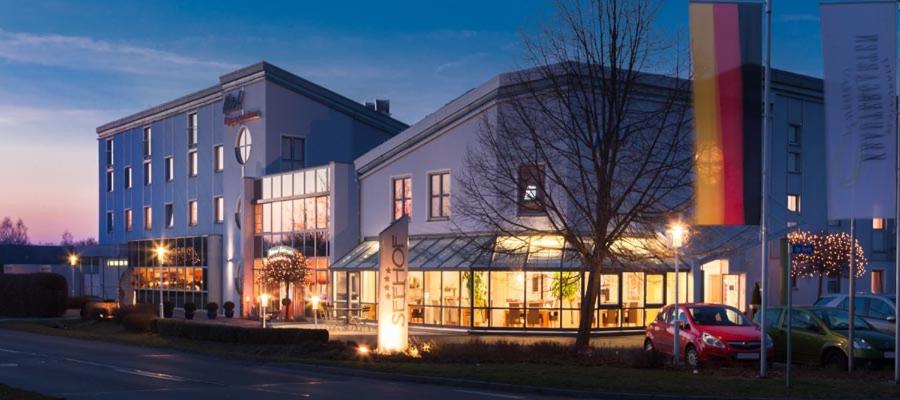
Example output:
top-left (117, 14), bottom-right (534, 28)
top-left (822, 1), bottom-right (897, 220)
top-left (377, 217), bottom-right (409, 353)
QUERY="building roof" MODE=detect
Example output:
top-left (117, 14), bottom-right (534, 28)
top-left (97, 61), bottom-right (408, 138)
top-left (354, 64), bottom-right (823, 176)
top-left (0, 245), bottom-right (68, 266)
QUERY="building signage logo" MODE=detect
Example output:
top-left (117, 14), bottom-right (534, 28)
top-left (377, 217), bottom-right (409, 353)
top-left (223, 89), bottom-right (262, 127)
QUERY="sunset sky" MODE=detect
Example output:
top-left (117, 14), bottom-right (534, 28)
top-left (0, 0), bottom-right (825, 244)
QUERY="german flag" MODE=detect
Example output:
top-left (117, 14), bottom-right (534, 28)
top-left (690, 1), bottom-right (762, 226)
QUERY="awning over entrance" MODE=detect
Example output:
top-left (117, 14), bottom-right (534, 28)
top-left (331, 234), bottom-right (672, 272)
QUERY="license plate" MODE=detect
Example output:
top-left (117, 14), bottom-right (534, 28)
top-left (736, 353), bottom-right (760, 360)
top-left (885, 352), bottom-right (895, 359)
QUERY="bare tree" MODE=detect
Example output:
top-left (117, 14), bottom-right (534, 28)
top-left (456, 0), bottom-right (691, 353)
top-left (0, 217), bottom-right (30, 245)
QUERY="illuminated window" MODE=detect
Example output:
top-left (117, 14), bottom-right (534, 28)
top-left (187, 112), bottom-right (198, 147)
top-left (873, 218), bottom-right (885, 230)
top-left (188, 200), bottom-right (198, 226)
top-left (165, 157), bottom-right (174, 181)
top-left (124, 209), bottom-right (133, 232)
top-left (787, 194), bottom-right (800, 213)
top-left (428, 172), bottom-right (450, 220)
top-left (214, 196), bottom-right (224, 223)
top-left (106, 170), bottom-right (114, 192)
top-left (236, 127), bottom-right (251, 165)
top-left (518, 164), bottom-right (544, 214)
top-left (214, 145), bottom-right (224, 172)
top-left (143, 161), bottom-right (152, 185)
top-left (142, 127), bottom-right (152, 158)
top-left (143, 207), bottom-right (152, 231)
top-left (124, 167), bottom-right (132, 189)
top-left (392, 176), bottom-right (412, 221)
top-left (188, 150), bottom-right (198, 177)
top-left (165, 203), bottom-right (174, 228)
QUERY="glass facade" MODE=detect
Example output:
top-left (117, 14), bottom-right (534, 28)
top-left (130, 237), bottom-right (209, 308)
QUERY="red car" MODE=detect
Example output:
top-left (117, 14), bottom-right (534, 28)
top-left (644, 303), bottom-right (773, 368)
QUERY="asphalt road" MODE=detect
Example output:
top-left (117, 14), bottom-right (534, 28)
top-left (0, 329), bottom-right (577, 400)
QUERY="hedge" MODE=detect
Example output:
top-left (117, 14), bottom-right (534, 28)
top-left (151, 319), bottom-right (328, 345)
top-left (0, 273), bottom-right (67, 317)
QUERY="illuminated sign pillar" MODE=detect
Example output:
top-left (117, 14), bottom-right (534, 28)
top-left (377, 217), bottom-right (409, 353)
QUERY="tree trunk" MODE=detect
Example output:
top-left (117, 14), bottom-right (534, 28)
top-left (575, 265), bottom-right (602, 353)
top-left (817, 275), bottom-right (823, 299)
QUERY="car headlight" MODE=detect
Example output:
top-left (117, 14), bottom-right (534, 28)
top-left (702, 332), bottom-right (725, 348)
top-left (852, 338), bottom-right (872, 350)
top-left (765, 334), bottom-right (774, 349)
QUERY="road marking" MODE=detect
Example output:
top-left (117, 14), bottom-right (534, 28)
top-left (454, 389), bottom-right (523, 399)
top-left (0, 363), bottom-right (18, 367)
top-left (142, 353), bottom-right (175, 358)
top-left (64, 357), bottom-right (188, 382)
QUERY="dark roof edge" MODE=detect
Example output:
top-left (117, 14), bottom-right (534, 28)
top-left (97, 61), bottom-right (408, 136)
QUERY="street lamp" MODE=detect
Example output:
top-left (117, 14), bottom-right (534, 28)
top-left (260, 293), bottom-right (270, 328)
top-left (666, 221), bottom-right (689, 368)
top-left (67, 253), bottom-right (79, 296)
top-left (311, 295), bottom-right (321, 328)
top-left (154, 244), bottom-right (167, 318)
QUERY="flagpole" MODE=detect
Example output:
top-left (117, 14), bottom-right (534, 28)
top-left (894, 0), bottom-right (899, 384)
top-left (759, 0), bottom-right (773, 379)
top-left (848, 218), bottom-right (856, 373)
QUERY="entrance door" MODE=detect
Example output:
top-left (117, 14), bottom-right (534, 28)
top-left (722, 274), bottom-right (741, 309)
top-left (348, 271), bottom-right (361, 319)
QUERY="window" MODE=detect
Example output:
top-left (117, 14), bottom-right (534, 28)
top-left (787, 151), bottom-right (801, 173)
top-left (106, 170), bottom-right (114, 192)
top-left (214, 196), bottom-right (224, 223)
top-left (236, 127), bottom-right (251, 165)
top-left (872, 270), bottom-right (884, 294)
top-left (105, 139), bottom-right (114, 165)
top-left (143, 207), bottom-right (152, 230)
top-left (392, 177), bottom-right (412, 221)
top-left (873, 218), bottom-right (885, 230)
top-left (788, 124), bottom-right (801, 145)
top-left (188, 200), bottom-right (198, 226)
top-left (165, 203), bottom-right (174, 228)
top-left (827, 277), bottom-right (840, 294)
top-left (124, 209), bottom-right (133, 232)
top-left (165, 157), bottom-right (174, 181)
top-left (429, 172), bottom-right (450, 220)
top-left (143, 161), bottom-right (152, 185)
top-left (187, 112), bottom-right (198, 147)
top-left (873, 218), bottom-right (886, 252)
top-left (787, 194), bottom-right (800, 213)
top-left (188, 150), bottom-right (198, 177)
top-left (518, 164), bottom-right (545, 214)
top-left (142, 127), bottom-right (152, 158)
top-left (106, 212), bottom-right (114, 233)
top-left (281, 136), bottom-right (305, 170)
top-left (124, 167), bottom-right (132, 189)
top-left (214, 145), bottom-right (224, 172)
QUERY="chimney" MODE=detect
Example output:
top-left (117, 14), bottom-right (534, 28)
top-left (364, 101), bottom-right (376, 110)
top-left (374, 99), bottom-right (390, 116)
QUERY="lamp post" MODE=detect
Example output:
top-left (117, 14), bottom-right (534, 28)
top-left (154, 244), bottom-right (167, 318)
top-left (67, 254), bottom-right (79, 296)
top-left (260, 293), bottom-right (270, 328)
top-left (667, 222), bottom-right (688, 368)
top-left (311, 295), bottom-right (320, 328)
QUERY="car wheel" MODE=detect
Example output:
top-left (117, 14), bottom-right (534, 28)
top-left (824, 349), bottom-right (848, 371)
top-left (644, 339), bottom-right (656, 354)
top-left (685, 345), bottom-right (700, 369)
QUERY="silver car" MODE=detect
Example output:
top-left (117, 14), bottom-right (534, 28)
top-left (815, 294), bottom-right (897, 335)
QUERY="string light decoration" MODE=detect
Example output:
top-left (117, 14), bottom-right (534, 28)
top-left (257, 249), bottom-right (311, 289)
top-left (788, 230), bottom-right (866, 297)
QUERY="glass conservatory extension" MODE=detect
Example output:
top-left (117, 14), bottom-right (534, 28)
top-left (331, 235), bottom-right (691, 331)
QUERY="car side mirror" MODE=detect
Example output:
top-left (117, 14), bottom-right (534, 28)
top-left (676, 320), bottom-right (689, 330)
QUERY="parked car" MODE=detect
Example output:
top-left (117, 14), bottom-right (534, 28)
top-left (814, 294), bottom-right (896, 335)
top-left (645, 303), bottom-right (773, 369)
top-left (756, 306), bottom-right (895, 370)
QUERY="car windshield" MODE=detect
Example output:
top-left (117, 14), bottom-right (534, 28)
top-left (689, 306), bottom-right (752, 326)
top-left (813, 308), bottom-right (870, 330)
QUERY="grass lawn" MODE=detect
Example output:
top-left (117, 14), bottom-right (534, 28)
top-left (2, 319), bottom-right (900, 399)
top-left (0, 383), bottom-right (58, 400)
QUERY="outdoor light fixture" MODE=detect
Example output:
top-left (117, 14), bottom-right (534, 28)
top-left (357, 345), bottom-right (370, 356)
top-left (665, 220), bottom-right (690, 367)
top-left (311, 295), bottom-right (320, 328)
top-left (67, 253), bottom-right (79, 296)
top-left (260, 293), bottom-right (270, 328)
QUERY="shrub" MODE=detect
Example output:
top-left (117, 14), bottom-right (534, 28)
top-left (183, 302), bottom-right (197, 313)
top-left (151, 319), bottom-right (328, 345)
top-left (122, 312), bottom-right (156, 333)
top-left (223, 301), bottom-right (235, 318)
top-left (114, 304), bottom-right (156, 323)
top-left (0, 273), bottom-right (67, 317)
top-left (206, 302), bottom-right (219, 319)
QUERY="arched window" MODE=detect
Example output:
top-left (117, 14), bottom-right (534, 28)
top-left (236, 127), bottom-right (252, 165)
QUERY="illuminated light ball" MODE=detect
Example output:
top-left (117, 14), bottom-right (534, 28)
top-left (357, 345), bottom-right (371, 356)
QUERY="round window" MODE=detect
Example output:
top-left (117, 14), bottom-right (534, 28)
top-left (236, 127), bottom-right (252, 165)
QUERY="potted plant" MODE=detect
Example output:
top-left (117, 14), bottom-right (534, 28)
top-left (183, 302), bottom-right (197, 320)
top-left (206, 302), bottom-right (219, 319)
top-left (163, 301), bottom-right (175, 318)
top-left (223, 301), bottom-right (235, 318)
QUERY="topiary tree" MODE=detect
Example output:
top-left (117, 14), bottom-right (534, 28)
top-left (258, 249), bottom-right (311, 320)
top-left (788, 230), bottom-right (867, 298)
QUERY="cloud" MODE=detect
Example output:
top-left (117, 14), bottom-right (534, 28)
top-left (0, 28), bottom-right (240, 77)
top-left (779, 14), bottom-right (818, 23)
top-left (435, 52), bottom-right (490, 76)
